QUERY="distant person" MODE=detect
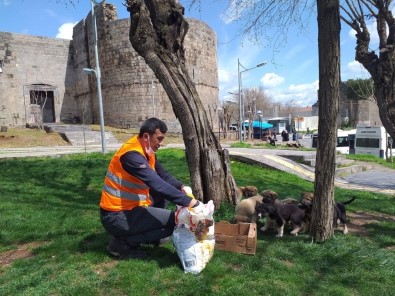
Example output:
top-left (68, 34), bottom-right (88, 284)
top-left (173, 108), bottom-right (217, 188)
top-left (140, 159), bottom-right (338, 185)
top-left (291, 126), bottom-right (297, 141)
top-left (272, 130), bottom-right (277, 141)
top-left (99, 118), bottom-right (202, 259)
top-left (281, 129), bottom-right (289, 142)
top-left (269, 132), bottom-right (276, 146)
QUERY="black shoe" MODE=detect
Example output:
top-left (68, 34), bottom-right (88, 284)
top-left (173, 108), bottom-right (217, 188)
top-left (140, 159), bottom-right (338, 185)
top-left (107, 236), bottom-right (147, 259)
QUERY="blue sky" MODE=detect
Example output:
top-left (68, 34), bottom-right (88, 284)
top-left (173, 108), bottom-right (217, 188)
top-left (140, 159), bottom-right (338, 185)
top-left (0, 0), bottom-right (372, 106)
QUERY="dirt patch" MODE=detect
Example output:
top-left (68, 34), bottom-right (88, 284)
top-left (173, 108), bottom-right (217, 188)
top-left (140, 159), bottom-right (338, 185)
top-left (0, 128), bottom-right (70, 148)
top-left (0, 242), bottom-right (44, 270)
top-left (347, 211), bottom-right (395, 236)
top-left (94, 260), bottom-right (118, 276)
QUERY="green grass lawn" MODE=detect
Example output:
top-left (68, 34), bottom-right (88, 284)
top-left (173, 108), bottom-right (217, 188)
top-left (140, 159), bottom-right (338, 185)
top-left (0, 149), bottom-right (394, 295)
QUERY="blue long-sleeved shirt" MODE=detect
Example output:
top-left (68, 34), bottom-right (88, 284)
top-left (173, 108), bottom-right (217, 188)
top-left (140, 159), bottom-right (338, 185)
top-left (120, 151), bottom-right (192, 207)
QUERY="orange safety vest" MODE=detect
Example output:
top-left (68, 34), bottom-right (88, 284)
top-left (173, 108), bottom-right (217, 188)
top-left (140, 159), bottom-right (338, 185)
top-left (100, 135), bottom-right (155, 211)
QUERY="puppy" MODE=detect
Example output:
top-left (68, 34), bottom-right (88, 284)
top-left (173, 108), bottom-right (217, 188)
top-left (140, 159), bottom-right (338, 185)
top-left (300, 192), bottom-right (314, 206)
top-left (260, 191), bottom-right (298, 230)
top-left (233, 194), bottom-right (263, 223)
top-left (278, 197), bottom-right (299, 205)
top-left (299, 192), bottom-right (315, 232)
top-left (260, 190), bottom-right (279, 204)
top-left (235, 185), bottom-right (258, 204)
top-left (255, 201), bottom-right (306, 237)
top-left (300, 192), bottom-right (355, 234)
top-left (334, 197), bottom-right (355, 234)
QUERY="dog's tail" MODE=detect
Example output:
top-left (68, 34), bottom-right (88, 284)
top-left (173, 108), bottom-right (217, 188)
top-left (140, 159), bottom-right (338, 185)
top-left (341, 197), bottom-right (356, 205)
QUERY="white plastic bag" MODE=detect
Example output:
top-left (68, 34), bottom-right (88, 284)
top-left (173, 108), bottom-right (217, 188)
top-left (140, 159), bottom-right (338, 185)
top-left (172, 200), bottom-right (215, 274)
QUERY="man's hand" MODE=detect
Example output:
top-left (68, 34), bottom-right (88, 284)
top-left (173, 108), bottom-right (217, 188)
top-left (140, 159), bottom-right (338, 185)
top-left (188, 198), bottom-right (199, 208)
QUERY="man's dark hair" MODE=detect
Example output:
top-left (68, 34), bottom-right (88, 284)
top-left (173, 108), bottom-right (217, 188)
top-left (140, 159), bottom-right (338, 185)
top-left (139, 117), bottom-right (168, 137)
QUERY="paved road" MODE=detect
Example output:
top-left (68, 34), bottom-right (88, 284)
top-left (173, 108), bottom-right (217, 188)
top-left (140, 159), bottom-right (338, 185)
top-left (0, 143), bottom-right (394, 195)
top-left (225, 147), bottom-right (395, 195)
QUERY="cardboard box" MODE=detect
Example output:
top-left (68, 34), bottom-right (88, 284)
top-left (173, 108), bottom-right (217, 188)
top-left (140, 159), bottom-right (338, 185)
top-left (214, 221), bottom-right (257, 255)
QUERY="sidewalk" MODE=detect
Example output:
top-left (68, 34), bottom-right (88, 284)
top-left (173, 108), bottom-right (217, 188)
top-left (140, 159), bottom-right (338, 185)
top-left (226, 147), bottom-right (395, 195)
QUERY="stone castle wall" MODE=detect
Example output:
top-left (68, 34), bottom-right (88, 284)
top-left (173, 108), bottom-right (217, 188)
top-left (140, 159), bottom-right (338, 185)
top-left (75, 3), bottom-right (219, 132)
top-left (0, 2), bottom-right (218, 133)
top-left (0, 32), bottom-right (78, 126)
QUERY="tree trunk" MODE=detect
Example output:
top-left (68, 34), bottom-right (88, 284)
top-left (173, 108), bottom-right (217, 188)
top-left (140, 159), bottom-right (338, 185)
top-left (355, 29), bottom-right (395, 141)
top-left (126, 0), bottom-right (238, 208)
top-left (311, 0), bottom-right (340, 242)
top-left (346, 0), bottom-right (395, 142)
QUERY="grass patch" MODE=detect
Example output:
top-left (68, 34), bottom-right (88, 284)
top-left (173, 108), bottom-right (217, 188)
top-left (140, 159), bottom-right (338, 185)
top-left (0, 150), bottom-right (394, 295)
top-left (346, 154), bottom-right (395, 169)
top-left (229, 141), bottom-right (252, 148)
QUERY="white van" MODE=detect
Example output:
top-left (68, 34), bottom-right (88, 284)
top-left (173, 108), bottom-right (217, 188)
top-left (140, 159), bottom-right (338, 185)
top-left (311, 129), bottom-right (356, 154)
top-left (355, 126), bottom-right (394, 159)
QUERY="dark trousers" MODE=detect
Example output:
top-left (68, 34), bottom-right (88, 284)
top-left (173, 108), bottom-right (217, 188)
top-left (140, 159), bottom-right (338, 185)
top-left (100, 192), bottom-right (175, 245)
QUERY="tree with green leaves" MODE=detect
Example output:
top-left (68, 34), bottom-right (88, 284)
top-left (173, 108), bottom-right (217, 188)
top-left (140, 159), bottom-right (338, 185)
top-left (343, 78), bottom-right (375, 101)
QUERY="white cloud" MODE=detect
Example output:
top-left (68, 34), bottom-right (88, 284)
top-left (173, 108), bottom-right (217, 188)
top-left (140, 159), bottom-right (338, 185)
top-left (261, 73), bottom-right (285, 88)
top-left (342, 60), bottom-right (371, 80)
top-left (218, 68), bottom-right (232, 85)
top-left (56, 22), bottom-right (77, 40)
top-left (265, 80), bottom-right (318, 106)
top-left (220, 0), bottom-right (250, 24)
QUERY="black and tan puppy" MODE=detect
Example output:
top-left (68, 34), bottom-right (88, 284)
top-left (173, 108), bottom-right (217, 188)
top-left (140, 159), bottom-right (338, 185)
top-left (255, 201), bottom-right (306, 237)
top-left (259, 191), bottom-right (298, 230)
top-left (334, 197), bottom-right (355, 234)
top-left (261, 190), bottom-right (298, 205)
top-left (300, 192), bottom-right (355, 234)
top-left (260, 190), bottom-right (279, 204)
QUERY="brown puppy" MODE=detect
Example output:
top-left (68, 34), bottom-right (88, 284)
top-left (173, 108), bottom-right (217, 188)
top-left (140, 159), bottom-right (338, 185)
top-left (233, 194), bottom-right (263, 223)
top-left (255, 201), bottom-right (306, 237)
top-left (300, 192), bottom-right (314, 206)
top-left (235, 185), bottom-right (258, 204)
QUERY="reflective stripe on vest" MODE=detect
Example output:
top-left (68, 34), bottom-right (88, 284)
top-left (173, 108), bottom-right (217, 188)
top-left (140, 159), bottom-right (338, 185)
top-left (102, 184), bottom-right (148, 201)
top-left (105, 171), bottom-right (148, 191)
top-left (99, 135), bottom-right (155, 211)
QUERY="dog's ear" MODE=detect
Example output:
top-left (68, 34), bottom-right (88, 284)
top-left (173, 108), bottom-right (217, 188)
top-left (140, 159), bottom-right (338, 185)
top-left (271, 191), bottom-right (278, 200)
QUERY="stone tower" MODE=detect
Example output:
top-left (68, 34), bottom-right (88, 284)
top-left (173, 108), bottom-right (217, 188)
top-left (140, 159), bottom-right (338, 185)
top-left (0, 2), bottom-right (218, 132)
top-left (73, 3), bottom-right (218, 132)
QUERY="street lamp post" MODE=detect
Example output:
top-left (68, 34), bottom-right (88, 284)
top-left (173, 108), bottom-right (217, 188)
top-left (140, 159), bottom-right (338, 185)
top-left (83, 0), bottom-right (106, 154)
top-left (257, 110), bottom-right (263, 140)
top-left (238, 59), bottom-right (267, 142)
